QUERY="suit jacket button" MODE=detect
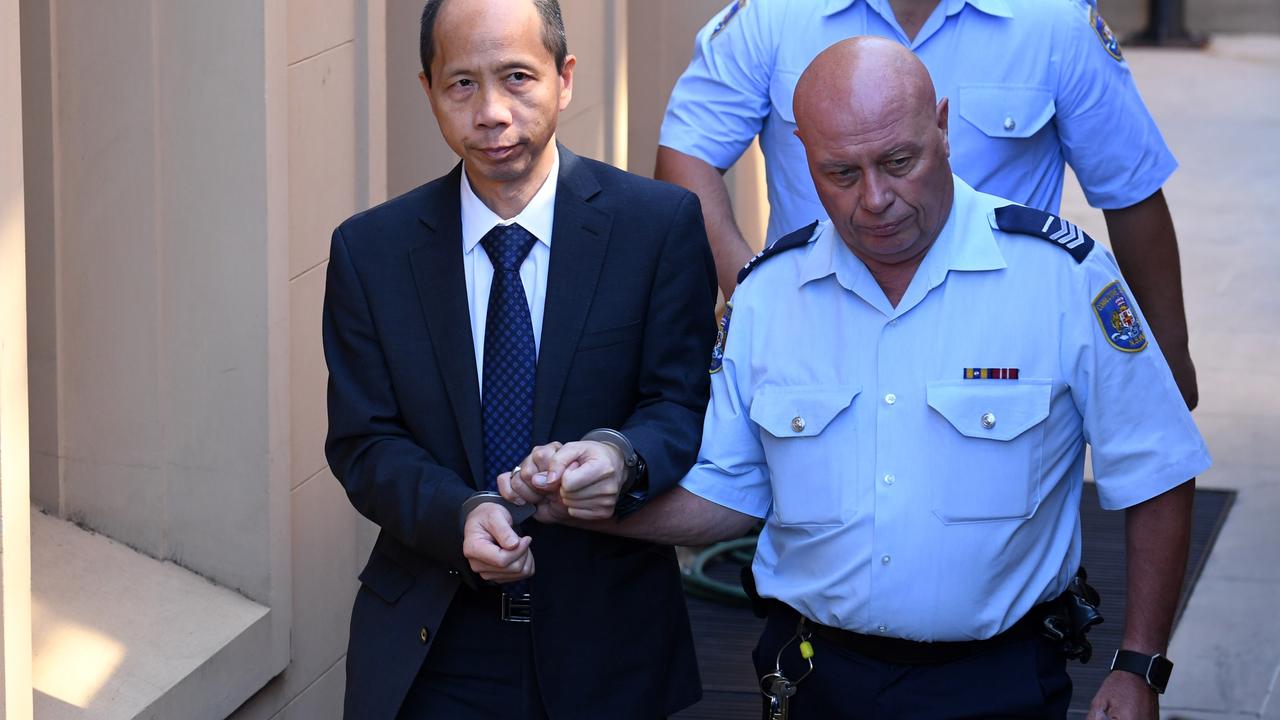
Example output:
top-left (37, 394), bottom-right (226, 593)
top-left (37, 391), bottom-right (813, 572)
top-left (420, 627), bottom-right (430, 644)
top-left (447, 569), bottom-right (459, 577)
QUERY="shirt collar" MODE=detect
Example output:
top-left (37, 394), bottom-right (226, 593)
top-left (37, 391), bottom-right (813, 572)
top-left (798, 175), bottom-right (1006, 292)
top-left (461, 146), bottom-right (559, 254)
top-left (822, 0), bottom-right (1012, 19)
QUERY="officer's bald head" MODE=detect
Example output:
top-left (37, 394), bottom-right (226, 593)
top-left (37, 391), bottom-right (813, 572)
top-left (791, 37), bottom-right (954, 276)
top-left (793, 37), bottom-right (939, 136)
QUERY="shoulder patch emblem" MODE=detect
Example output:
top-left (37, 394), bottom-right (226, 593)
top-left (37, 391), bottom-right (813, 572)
top-left (737, 220), bottom-right (819, 284)
top-left (710, 0), bottom-right (747, 40)
top-left (709, 302), bottom-right (732, 374)
top-left (1093, 281), bottom-right (1147, 352)
top-left (993, 205), bottom-right (1095, 264)
top-left (1090, 7), bottom-right (1123, 61)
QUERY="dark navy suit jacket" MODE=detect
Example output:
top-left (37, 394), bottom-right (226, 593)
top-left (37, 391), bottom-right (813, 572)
top-left (323, 146), bottom-right (718, 719)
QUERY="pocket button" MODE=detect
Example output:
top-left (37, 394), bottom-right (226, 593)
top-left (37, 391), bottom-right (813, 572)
top-left (791, 416), bottom-right (806, 433)
top-left (981, 412), bottom-right (997, 429)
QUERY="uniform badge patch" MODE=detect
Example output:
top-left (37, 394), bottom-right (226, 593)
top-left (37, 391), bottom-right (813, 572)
top-left (710, 0), bottom-right (747, 40)
top-left (1090, 7), bottom-right (1123, 61)
top-left (709, 302), bottom-right (732, 374)
top-left (1092, 281), bottom-right (1147, 352)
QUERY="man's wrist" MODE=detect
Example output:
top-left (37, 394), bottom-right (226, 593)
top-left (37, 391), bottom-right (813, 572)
top-left (581, 428), bottom-right (640, 491)
top-left (1109, 649), bottom-right (1173, 694)
top-left (580, 428), bottom-right (650, 517)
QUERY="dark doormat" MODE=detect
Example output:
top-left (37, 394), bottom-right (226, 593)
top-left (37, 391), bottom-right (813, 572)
top-left (674, 482), bottom-right (1235, 719)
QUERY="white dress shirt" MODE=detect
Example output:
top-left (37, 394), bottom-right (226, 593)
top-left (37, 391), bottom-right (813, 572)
top-left (461, 150), bottom-right (558, 397)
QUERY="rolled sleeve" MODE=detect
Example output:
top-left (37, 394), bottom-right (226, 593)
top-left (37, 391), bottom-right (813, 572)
top-left (679, 304), bottom-right (773, 519)
top-left (659, 0), bottom-right (777, 170)
top-left (1053, 4), bottom-right (1177, 209)
top-left (1068, 250), bottom-right (1211, 510)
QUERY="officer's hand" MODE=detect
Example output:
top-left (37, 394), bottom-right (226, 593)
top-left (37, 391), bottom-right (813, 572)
top-left (461, 502), bottom-right (535, 583)
top-left (497, 442), bottom-right (563, 506)
top-left (543, 440), bottom-right (626, 520)
top-left (1088, 669), bottom-right (1158, 720)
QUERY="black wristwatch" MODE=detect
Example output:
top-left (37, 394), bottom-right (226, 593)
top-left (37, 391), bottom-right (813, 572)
top-left (1109, 649), bottom-right (1173, 694)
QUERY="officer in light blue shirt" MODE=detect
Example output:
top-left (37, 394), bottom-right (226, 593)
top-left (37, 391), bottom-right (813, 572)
top-left (511, 38), bottom-right (1209, 719)
top-left (657, 0), bottom-right (1199, 409)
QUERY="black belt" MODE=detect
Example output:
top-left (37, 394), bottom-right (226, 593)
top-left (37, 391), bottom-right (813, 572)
top-left (776, 599), bottom-right (1055, 666)
top-left (459, 585), bottom-right (533, 623)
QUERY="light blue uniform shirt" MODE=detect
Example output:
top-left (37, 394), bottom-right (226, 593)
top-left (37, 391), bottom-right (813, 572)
top-left (680, 177), bottom-right (1211, 641)
top-left (660, 0), bottom-right (1176, 245)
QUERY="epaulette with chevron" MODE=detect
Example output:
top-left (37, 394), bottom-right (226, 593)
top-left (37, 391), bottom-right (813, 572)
top-left (993, 205), bottom-right (1095, 264)
top-left (737, 221), bottom-right (820, 284)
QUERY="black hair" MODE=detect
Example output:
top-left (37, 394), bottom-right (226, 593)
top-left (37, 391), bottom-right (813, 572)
top-left (419, 0), bottom-right (568, 84)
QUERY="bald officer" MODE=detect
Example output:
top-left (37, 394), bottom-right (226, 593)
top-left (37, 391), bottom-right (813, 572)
top-left (657, 0), bottom-right (1199, 410)
top-left (512, 37), bottom-right (1210, 720)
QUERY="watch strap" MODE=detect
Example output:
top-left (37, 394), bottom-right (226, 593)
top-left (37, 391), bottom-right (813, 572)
top-left (1110, 649), bottom-right (1173, 694)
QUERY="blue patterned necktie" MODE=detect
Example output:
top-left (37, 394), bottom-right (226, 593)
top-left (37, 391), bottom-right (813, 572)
top-left (480, 223), bottom-right (539, 492)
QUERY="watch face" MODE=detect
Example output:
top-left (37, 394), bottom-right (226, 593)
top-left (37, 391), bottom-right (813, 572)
top-left (1149, 655), bottom-right (1173, 688)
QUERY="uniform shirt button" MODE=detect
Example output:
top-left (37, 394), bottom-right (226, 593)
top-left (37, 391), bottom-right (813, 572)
top-left (884, 393), bottom-right (896, 405)
top-left (881, 555), bottom-right (892, 565)
top-left (419, 627), bottom-right (430, 644)
top-left (890, 319), bottom-right (899, 327)
top-left (791, 416), bottom-right (806, 433)
top-left (878, 625), bottom-right (889, 634)
top-left (981, 412), bottom-right (997, 429)
top-left (883, 473), bottom-right (895, 485)
top-left (1004, 116), bottom-right (1016, 131)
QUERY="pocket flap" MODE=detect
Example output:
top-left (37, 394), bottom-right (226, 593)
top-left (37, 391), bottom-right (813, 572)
top-left (958, 85), bottom-right (1055, 139)
top-left (358, 550), bottom-right (414, 604)
top-left (768, 70), bottom-right (801, 124)
top-left (750, 385), bottom-right (860, 438)
top-left (927, 380), bottom-right (1051, 441)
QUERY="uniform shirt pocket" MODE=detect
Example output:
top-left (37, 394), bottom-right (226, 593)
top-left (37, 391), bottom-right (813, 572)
top-left (957, 84), bottom-right (1055, 139)
top-left (926, 379), bottom-right (1051, 523)
top-left (750, 384), bottom-right (860, 526)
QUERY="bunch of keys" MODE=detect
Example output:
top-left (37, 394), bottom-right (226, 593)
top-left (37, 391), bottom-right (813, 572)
top-left (760, 618), bottom-right (815, 720)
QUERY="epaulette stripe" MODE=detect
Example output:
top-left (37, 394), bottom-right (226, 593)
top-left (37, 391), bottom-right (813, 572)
top-left (993, 205), bottom-right (1094, 264)
top-left (737, 221), bottom-right (820, 284)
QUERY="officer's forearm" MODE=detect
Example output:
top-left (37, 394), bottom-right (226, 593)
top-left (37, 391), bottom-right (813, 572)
top-left (565, 486), bottom-right (757, 547)
top-left (1103, 190), bottom-right (1198, 409)
top-left (655, 146), bottom-right (755, 297)
top-left (1120, 479), bottom-right (1195, 655)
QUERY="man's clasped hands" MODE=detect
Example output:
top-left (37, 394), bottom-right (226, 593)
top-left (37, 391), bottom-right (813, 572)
top-left (461, 440), bottom-right (629, 583)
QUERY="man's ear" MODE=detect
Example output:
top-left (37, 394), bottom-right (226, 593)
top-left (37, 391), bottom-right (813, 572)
top-left (558, 55), bottom-right (577, 111)
top-left (420, 71), bottom-right (439, 115)
top-left (936, 97), bottom-right (950, 157)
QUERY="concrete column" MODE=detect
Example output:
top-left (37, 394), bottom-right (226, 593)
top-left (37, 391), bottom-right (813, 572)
top-left (1, 0), bottom-right (35, 714)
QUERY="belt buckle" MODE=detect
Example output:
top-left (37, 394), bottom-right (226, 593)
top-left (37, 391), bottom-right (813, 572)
top-left (501, 592), bottom-right (532, 623)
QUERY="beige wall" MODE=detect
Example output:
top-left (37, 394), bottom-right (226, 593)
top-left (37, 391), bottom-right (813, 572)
top-left (2, 0), bottom-right (34, 713)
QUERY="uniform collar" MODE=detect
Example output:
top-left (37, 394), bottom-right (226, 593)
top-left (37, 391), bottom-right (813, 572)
top-left (461, 144), bottom-right (559, 255)
top-left (798, 176), bottom-right (1006, 311)
top-left (822, 0), bottom-right (1013, 19)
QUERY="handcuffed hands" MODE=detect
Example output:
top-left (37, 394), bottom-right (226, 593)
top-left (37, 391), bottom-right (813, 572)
top-left (461, 502), bottom-right (535, 582)
top-left (497, 440), bottom-right (627, 522)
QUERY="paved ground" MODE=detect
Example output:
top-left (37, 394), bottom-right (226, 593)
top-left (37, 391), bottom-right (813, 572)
top-left (1056, 33), bottom-right (1280, 720)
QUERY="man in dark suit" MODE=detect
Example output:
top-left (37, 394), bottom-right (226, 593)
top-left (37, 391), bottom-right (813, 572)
top-left (322, 0), bottom-right (717, 717)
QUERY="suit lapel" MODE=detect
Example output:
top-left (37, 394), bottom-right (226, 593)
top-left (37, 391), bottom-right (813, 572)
top-left (533, 147), bottom-right (612, 443)
top-left (409, 164), bottom-right (486, 489)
